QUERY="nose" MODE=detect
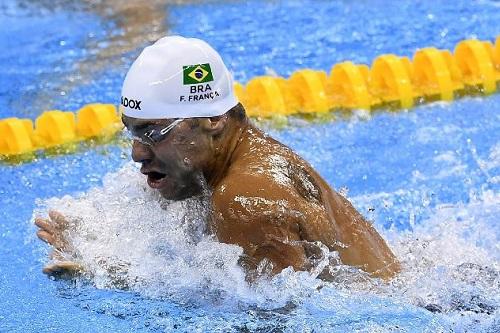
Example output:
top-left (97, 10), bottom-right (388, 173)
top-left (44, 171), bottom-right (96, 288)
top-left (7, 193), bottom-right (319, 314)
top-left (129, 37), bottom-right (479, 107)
top-left (131, 140), bottom-right (154, 164)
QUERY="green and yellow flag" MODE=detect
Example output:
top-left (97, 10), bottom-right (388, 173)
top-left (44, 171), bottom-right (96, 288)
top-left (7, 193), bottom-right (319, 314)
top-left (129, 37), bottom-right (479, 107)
top-left (183, 63), bottom-right (214, 85)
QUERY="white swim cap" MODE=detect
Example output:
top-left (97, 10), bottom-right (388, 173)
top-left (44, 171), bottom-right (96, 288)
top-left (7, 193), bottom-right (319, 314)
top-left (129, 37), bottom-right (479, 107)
top-left (121, 36), bottom-right (239, 119)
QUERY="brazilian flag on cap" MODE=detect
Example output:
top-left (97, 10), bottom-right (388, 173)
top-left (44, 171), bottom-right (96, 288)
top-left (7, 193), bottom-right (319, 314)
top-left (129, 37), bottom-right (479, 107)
top-left (183, 63), bottom-right (214, 85)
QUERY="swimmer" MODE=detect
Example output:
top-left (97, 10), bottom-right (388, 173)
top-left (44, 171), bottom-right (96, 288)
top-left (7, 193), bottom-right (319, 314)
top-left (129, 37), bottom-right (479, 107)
top-left (36, 36), bottom-right (400, 281)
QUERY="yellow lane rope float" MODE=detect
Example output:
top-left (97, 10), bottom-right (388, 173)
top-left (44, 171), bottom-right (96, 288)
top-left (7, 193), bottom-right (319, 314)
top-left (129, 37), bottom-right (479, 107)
top-left (0, 104), bottom-right (120, 156)
top-left (1, 36), bottom-right (499, 157)
top-left (237, 36), bottom-right (500, 114)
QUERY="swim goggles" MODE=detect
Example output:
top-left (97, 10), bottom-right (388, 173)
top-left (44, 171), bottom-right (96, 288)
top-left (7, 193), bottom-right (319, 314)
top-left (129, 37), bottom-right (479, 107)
top-left (127, 119), bottom-right (184, 146)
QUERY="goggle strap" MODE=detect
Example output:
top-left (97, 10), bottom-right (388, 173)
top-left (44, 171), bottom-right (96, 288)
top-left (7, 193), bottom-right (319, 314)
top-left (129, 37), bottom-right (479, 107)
top-left (159, 119), bottom-right (184, 135)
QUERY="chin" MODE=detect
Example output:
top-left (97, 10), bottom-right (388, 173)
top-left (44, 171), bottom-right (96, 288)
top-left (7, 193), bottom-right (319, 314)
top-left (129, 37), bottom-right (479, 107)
top-left (159, 191), bottom-right (188, 201)
top-left (159, 186), bottom-right (201, 201)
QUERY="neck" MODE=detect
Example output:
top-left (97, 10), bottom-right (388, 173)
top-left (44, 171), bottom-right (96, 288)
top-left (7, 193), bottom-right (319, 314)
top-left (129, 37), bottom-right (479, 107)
top-left (203, 117), bottom-right (249, 188)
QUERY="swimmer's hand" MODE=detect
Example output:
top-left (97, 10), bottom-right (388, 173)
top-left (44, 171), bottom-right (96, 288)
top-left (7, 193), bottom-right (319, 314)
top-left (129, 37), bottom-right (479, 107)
top-left (35, 210), bottom-right (73, 251)
top-left (35, 210), bottom-right (82, 278)
top-left (42, 260), bottom-right (84, 278)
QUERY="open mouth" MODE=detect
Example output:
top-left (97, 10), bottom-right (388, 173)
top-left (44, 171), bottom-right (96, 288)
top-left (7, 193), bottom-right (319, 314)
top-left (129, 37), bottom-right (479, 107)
top-left (145, 171), bottom-right (168, 189)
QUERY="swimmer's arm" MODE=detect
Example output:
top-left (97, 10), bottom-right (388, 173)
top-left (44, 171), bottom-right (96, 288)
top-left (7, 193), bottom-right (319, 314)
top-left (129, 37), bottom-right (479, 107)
top-left (247, 230), bottom-right (310, 275)
top-left (322, 190), bottom-right (401, 279)
top-left (215, 212), bottom-right (310, 277)
top-left (211, 188), bottom-right (310, 277)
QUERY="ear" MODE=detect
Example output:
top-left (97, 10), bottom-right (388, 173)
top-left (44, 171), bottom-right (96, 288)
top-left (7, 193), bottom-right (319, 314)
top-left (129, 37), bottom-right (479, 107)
top-left (199, 115), bottom-right (228, 135)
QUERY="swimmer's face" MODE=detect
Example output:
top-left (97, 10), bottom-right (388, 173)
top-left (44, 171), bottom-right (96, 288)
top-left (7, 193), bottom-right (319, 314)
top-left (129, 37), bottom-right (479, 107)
top-left (122, 115), bottom-right (224, 200)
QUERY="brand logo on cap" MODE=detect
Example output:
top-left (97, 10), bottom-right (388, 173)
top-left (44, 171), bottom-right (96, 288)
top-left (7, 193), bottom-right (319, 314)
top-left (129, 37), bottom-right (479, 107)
top-left (183, 64), bottom-right (214, 85)
top-left (121, 96), bottom-right (142, 110)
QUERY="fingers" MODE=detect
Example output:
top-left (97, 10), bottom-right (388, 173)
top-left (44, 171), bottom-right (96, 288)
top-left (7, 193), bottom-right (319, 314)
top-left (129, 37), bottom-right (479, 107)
top-left (42, 261), bottom-right (83, 278)
top-left (48, 210), bottom-right (68, 228)
top-left (37, 230), bottom-right (56, 245)
top-left (42, 263), bottom-right (61, 275)
top-left (34, 217), bottom-right (54, 234)
top-left (36, 211), bottom-right (74, 257)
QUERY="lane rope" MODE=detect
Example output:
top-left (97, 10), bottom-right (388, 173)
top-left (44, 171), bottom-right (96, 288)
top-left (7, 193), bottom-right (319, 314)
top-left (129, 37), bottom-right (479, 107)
top-left (1, 36), bottom-right (499, 157)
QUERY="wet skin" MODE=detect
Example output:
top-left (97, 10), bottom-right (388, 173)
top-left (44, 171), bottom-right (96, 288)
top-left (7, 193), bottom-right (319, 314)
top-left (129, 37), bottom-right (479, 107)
top-left (36, 108), bottom-right (400, 279)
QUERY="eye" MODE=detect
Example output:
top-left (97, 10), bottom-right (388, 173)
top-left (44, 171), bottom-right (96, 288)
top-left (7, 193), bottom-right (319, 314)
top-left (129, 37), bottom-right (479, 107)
top-left (140, 129), bottom-right (158, 144)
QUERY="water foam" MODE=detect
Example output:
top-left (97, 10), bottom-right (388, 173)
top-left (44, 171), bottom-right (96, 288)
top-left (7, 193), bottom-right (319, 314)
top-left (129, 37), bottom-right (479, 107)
top-left (33, 162), bottom-right (499, 330)
top-left (349, 189), bottom-right (500, 331)
top-left (34, 163), bottom-right (250, 304)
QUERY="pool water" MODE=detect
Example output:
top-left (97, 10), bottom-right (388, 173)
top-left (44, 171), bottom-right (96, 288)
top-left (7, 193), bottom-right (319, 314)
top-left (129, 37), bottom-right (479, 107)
top-left (0, 0), bottom-right (499, 332)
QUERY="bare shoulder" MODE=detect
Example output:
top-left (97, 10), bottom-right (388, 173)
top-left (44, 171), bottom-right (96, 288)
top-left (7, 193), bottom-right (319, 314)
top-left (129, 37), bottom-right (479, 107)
top-left (211, 164), bottom-right (309, 248)
top-left (212, 170), bottom-right (294, 219)
top-left (212, 130), bottom-right (327, 224)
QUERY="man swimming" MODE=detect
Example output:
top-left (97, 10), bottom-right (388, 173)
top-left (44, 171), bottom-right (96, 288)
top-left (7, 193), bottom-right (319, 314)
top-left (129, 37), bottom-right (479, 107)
top-left (36, 36), bottom-right (400, 280)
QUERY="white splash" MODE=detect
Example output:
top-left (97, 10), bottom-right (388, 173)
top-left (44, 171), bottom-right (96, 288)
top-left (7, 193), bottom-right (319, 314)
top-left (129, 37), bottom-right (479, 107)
top-left (34, 162), bottom-right (250, 303)
top-left (348, 189), bottom-right (500, 331)
top-left (33, 162), bottom-right (499, 331)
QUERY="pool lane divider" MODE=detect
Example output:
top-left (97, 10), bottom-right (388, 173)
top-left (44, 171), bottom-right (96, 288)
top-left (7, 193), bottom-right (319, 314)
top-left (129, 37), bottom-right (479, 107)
top-left (237, 36), bottom-right (500, 116)
top-left (0, 104), bottom-right (121, 156)
top-left (1, 36), bottom-right (499, 158)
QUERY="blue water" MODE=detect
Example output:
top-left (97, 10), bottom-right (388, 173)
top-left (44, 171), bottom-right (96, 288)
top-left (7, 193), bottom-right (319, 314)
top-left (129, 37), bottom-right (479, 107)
top-left (0, 0), bottom-right (499, 332)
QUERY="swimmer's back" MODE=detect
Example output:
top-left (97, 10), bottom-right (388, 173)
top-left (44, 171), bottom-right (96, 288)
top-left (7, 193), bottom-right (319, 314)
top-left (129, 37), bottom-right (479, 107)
top-left (211, 124), bottom-right (400, 279)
